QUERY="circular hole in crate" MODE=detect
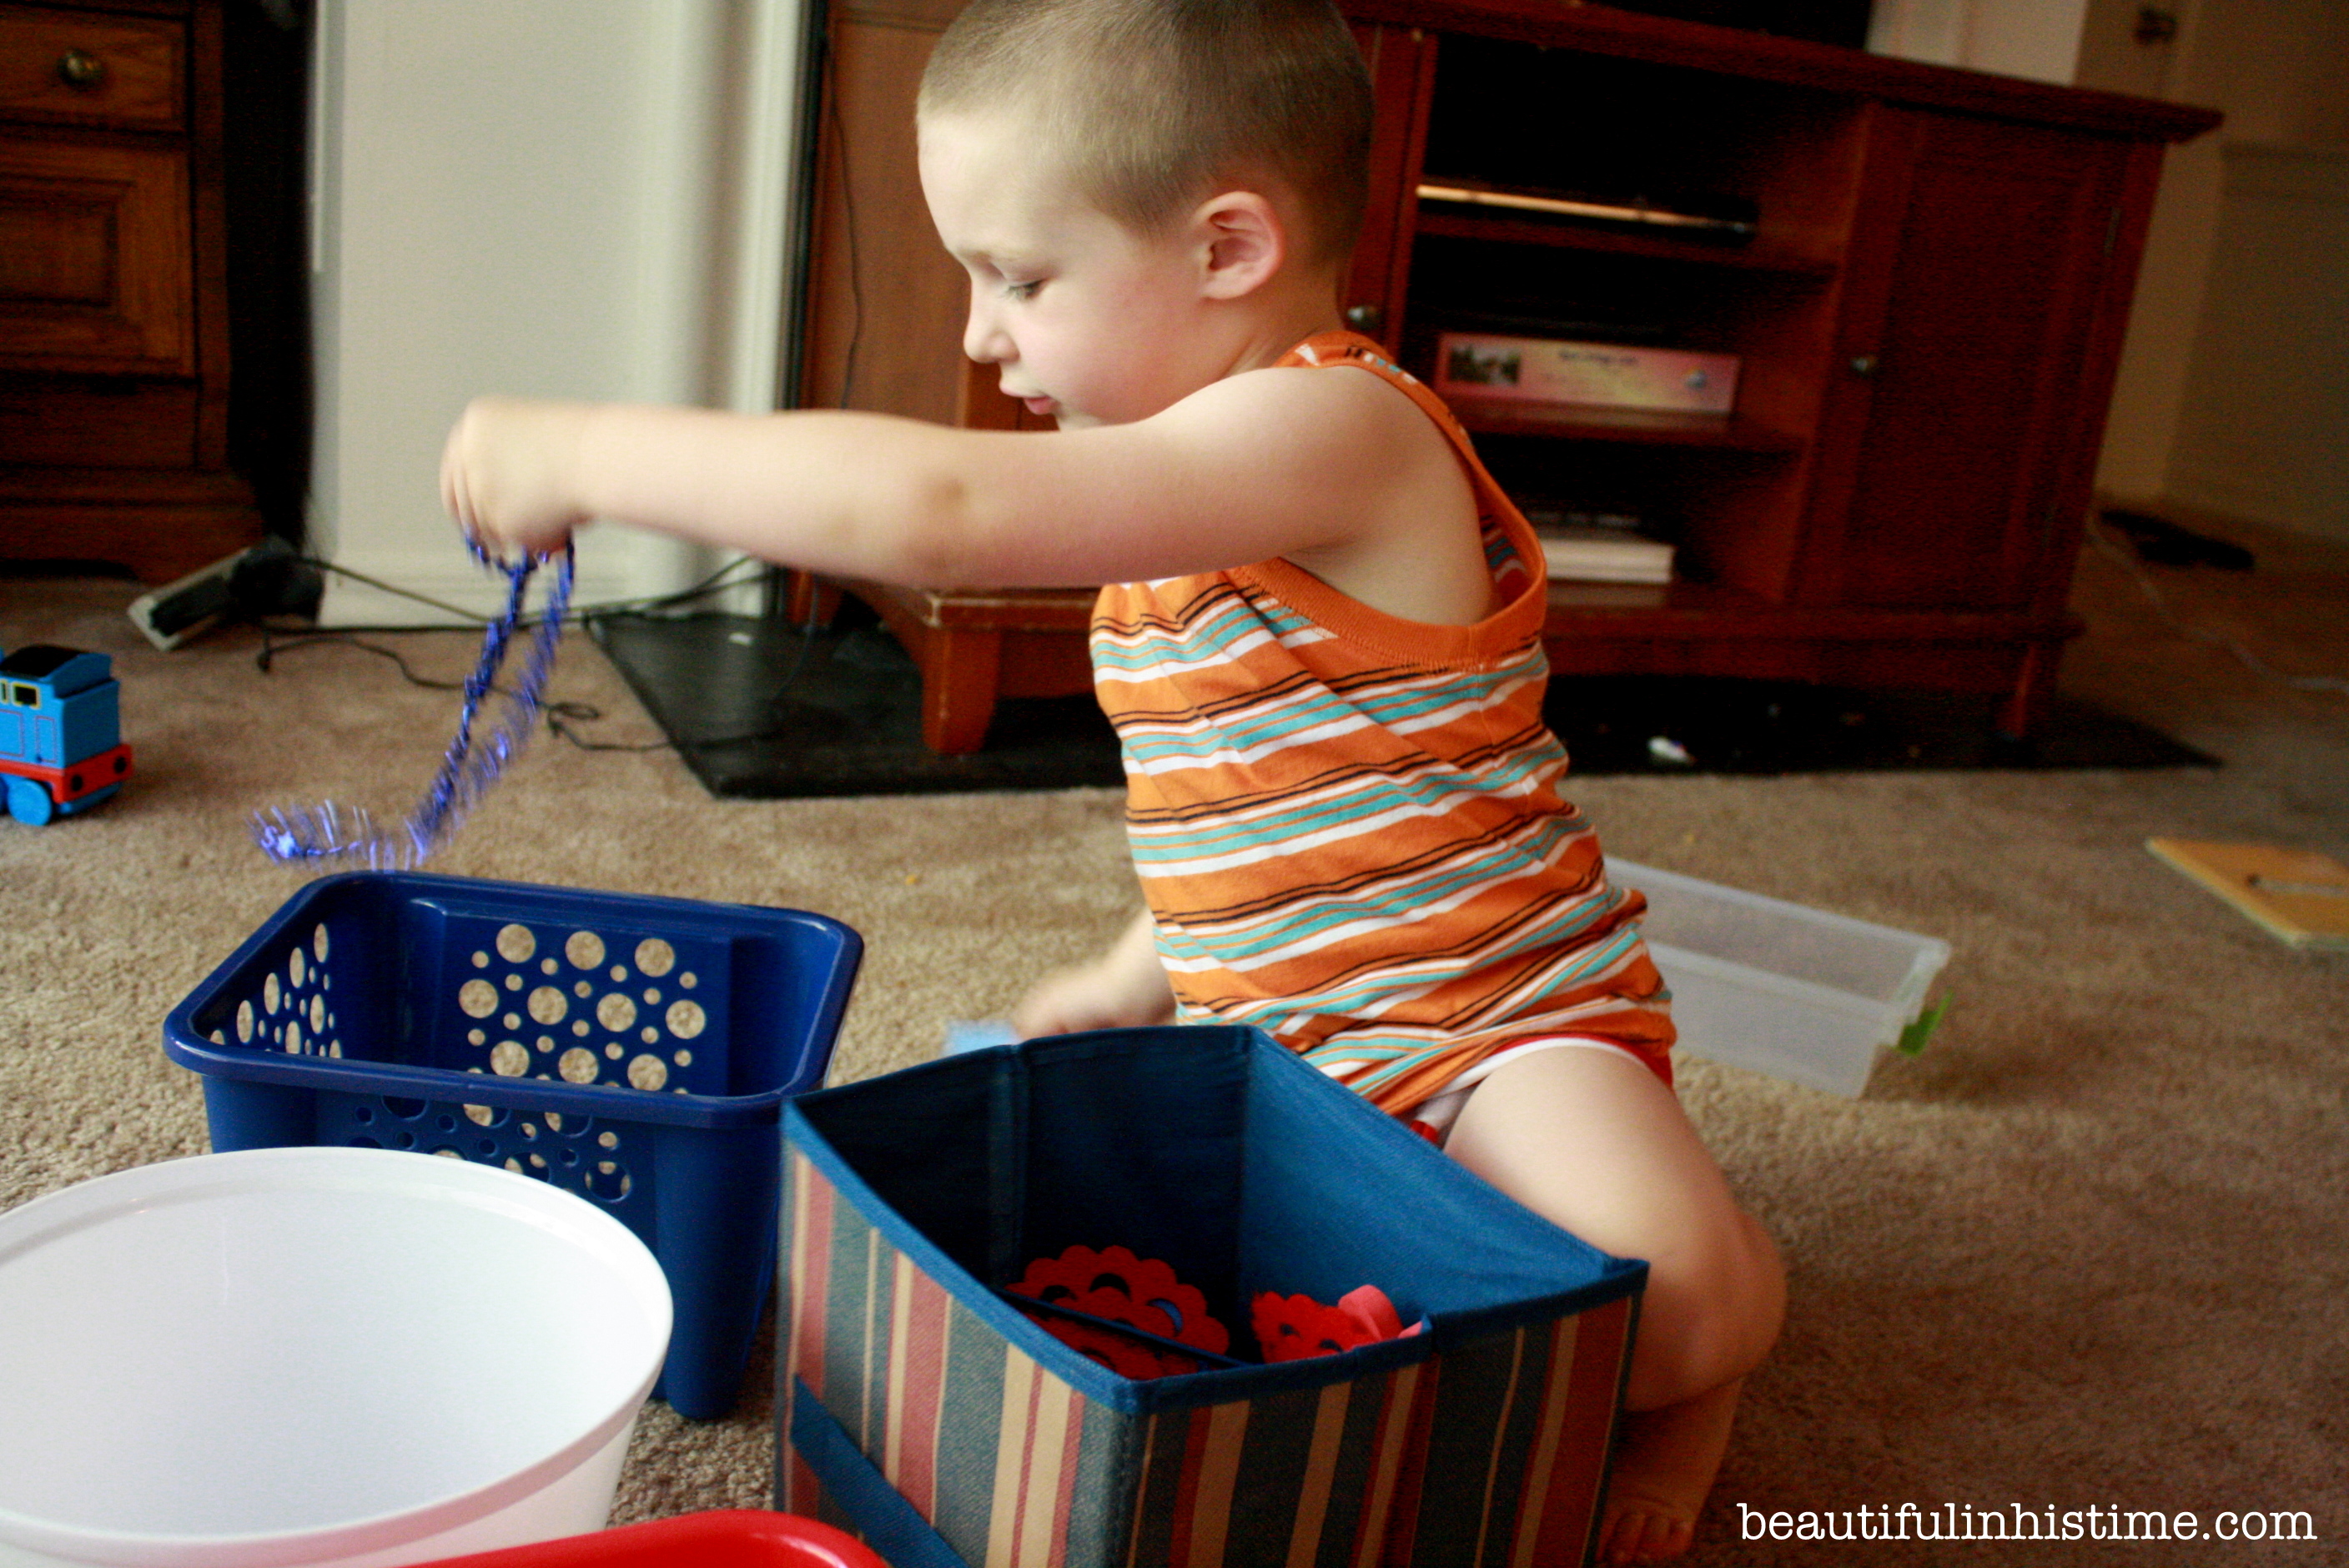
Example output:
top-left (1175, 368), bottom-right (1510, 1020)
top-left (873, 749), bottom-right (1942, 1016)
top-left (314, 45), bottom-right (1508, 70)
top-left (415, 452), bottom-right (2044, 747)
top-left (596, 995), bottom-right (636, 1032)
top-left (559, 1148), bottom-right (580, 1168)
top-left (236, 1001), bottom-right (254, 1043)
top-left (558, 1048), bottom-right (600, 1084)
top-left (310, 996), bottom-right (327, 1032)
top-left (468, 1028), bottom-right (486, 1046)
top-left (634, 938), bottom-right (675, 977)
top-left (472, 951), bottom-right (490, 969)
top-left (679, 972), bottom-right (697, 990)
top-left (528, 1153), bottom-right (546, 1169)
top-left (527, 987), bottom-right (567, 1024)
top-left (383, 1098), bottom-right (428, 1120)
top-left (489, 1041), bottom-right (530, 1077)
top-left (586, 1163), bottom-right (632, 1202)
top-left (504, 1158), bottom-right (523, 1173)
top-left (284, 1021), bottom-right (304, 1054)
top-left (604, 1043), bottom-right (622, 1060)
top-left (496, 923), bottom-right (537, 963)
top-left (463, 1104), bottom-right (501, 1127)
top-left (626, 1055), bottom-right (668, 1092)
top-left (566, 931), bottom-right (605, 970)
top-left (541, 957), bottom-right (558, 975)
top-left (543, 1111), bottom-right (564, 1133)
top-left (640, 1028), bottom-right (657, 1046)
top-left (598, 1132), bottom-right (620, 1149)
top-left (396, 1132), bottom-right (416, 1149)
top-left (674, 1048), bottom-right (694, 1068)
top-left (436, 1113), bottom-right (459, 1133)
top-left (666, 1000), bottom-right (706, 1040)
top-left (314, 923), bottom-right (330, 963)
top-left (289, 948), bottom-right (306, 988)
top-left (352, 1106), bottom-right (375, 1125)
top-left (264, 974), bottom-right (280, 1015)
top-left (477, 1138), bottom-right (499, 1156)
top-left (458, 980), bottom-right (498, 1018)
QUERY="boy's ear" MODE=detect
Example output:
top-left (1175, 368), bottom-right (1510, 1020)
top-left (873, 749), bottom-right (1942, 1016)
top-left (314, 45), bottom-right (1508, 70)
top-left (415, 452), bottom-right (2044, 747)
top-left (1192, 190), bottom-right (1285, 300)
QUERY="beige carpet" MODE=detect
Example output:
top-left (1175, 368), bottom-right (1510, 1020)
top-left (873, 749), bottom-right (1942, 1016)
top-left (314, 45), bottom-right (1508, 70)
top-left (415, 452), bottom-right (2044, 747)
top-left (4, 515), bottom-right (2344, 1565)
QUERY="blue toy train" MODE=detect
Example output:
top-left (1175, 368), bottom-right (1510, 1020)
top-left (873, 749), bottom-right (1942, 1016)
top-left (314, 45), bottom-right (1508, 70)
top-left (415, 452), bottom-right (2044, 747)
top-left (0, 645), bottom-right (132, 825)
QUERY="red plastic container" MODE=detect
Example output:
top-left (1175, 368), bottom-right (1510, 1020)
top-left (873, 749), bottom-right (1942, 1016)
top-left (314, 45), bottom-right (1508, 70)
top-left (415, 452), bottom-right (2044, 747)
top-left (415, 1510), bottom-right (885, 1568)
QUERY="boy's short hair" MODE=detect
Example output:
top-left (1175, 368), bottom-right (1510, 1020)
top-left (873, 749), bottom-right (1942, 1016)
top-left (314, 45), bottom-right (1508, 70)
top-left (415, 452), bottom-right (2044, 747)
top-left (919, 0), bottom-right (1373, 269)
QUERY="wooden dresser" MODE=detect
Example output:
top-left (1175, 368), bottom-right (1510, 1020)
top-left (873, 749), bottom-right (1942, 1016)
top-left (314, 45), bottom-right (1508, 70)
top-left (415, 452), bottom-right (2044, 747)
top-left (0, 0), bottom-right (261, 582)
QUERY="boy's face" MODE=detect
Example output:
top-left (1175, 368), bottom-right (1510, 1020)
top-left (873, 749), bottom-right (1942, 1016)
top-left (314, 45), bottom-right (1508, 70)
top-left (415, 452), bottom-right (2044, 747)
top-left (919, 108), bottom-right (1224, 429)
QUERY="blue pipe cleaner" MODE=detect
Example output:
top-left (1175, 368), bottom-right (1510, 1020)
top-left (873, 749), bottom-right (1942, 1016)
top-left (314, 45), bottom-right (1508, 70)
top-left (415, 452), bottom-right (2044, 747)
top-left (254, 542), bottom-right (576, 867)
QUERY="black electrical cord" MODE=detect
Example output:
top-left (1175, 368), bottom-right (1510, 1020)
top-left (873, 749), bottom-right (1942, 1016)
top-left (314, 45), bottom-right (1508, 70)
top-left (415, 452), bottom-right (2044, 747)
top-left (254, 557), bottom-right (834, 756)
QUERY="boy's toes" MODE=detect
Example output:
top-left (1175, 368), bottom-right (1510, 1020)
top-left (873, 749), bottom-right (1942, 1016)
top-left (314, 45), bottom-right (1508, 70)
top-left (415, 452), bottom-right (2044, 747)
top-left (1598, 1497), bottom-right (1696, 1564)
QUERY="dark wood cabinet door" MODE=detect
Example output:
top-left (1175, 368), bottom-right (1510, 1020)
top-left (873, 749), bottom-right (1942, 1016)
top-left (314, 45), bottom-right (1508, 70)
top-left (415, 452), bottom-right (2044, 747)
top-left (1803, 107), bottom-right (2134, 612)
top-left (0, 135), bottom-right (194, 374)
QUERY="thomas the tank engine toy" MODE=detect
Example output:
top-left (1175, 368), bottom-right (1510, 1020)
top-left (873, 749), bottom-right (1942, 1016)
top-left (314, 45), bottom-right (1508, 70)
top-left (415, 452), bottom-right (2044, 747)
top-left (1, 645), bottom-right (133, 825)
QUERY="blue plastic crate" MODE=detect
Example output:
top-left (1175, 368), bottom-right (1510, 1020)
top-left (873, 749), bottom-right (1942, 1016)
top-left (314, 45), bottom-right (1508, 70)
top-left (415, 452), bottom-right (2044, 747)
top-left (163, 871), bottom-right (863, 1420)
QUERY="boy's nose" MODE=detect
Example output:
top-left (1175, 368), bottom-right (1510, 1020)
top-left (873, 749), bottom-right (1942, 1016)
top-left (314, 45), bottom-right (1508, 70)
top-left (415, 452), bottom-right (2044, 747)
top-left (963, 285), bottom-right (1012, 364)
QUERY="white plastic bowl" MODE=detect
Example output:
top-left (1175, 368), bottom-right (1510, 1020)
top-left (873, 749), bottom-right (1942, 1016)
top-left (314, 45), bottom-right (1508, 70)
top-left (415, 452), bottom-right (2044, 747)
top-left (0, 1148), bottom-right (672, 1568)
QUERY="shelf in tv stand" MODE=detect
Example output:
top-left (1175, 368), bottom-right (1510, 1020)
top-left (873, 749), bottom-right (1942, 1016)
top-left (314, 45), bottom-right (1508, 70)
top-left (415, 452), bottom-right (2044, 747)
top-left (1450, 398), bottom-right (1805, 451)
top-left (1415, 209), bottom-right (1838, 278)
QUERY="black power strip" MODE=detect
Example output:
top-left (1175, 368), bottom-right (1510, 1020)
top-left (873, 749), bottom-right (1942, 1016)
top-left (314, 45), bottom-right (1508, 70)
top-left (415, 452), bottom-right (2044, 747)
top-left (128, 538), bottom-right (324, 650)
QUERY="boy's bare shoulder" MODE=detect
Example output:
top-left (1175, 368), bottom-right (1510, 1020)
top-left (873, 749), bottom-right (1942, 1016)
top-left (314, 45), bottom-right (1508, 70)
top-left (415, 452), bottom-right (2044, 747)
top-left (1169, 354), bottom-right (1441, 446)
top-left (1144, 359), bottom-right (1491, 623)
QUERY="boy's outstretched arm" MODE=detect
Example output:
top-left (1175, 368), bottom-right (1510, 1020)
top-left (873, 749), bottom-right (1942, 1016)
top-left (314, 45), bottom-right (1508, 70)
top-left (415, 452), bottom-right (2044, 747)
top-left (440, 364), bottom-right (1485, 620)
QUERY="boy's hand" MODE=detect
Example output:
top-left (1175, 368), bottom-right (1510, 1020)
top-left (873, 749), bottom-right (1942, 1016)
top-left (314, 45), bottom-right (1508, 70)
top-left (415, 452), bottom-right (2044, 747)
top-left (1012, 907), bottom-right (1176, 1038)
top-left (440, 397), bottom-right (596, 562)
top-left (1012, 959), bottom-right (1176, 1038)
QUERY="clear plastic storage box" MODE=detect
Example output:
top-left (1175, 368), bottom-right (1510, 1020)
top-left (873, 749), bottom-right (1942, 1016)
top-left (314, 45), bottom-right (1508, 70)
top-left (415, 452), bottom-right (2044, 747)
top-left (1611, 860), bottom-right (1950, 1097)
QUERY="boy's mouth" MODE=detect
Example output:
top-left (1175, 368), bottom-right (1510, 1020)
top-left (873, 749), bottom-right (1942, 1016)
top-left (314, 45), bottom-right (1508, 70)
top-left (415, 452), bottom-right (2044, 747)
top-left (1020, 396), bottom-right (1058, 418)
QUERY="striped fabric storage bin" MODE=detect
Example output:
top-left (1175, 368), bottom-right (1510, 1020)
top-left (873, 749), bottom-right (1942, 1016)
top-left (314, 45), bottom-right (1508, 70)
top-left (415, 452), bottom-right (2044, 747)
top-left (777, 1028), bottom-right (1645, 1568)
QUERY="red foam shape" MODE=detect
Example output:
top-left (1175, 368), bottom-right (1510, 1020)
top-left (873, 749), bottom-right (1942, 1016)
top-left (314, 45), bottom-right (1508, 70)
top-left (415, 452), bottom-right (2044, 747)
top-left (1251, 1284), bottom-right (1420, 1363)
top-left (1009, 1244), bottom-right (1230, 1355)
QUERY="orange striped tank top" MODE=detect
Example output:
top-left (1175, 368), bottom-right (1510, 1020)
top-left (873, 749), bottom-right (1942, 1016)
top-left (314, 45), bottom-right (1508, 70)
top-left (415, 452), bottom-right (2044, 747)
top-left (1091, 331), bottom-right (1674, 1116)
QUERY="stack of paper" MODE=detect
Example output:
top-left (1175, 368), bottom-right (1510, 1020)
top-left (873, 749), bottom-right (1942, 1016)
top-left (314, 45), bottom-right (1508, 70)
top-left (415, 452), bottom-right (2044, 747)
top-left (1535, 525), bottom-right (1675, 585)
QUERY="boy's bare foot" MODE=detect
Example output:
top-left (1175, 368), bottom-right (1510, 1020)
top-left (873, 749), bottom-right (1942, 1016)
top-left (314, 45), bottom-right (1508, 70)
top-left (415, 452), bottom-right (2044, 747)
top-left (1597, 1378), bottom-right (1744, 1564)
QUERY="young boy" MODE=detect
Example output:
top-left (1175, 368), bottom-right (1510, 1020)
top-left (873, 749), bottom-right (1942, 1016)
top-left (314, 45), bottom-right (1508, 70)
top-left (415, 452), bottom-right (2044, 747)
top-left (442, 0), bottom-right (1783, 1558)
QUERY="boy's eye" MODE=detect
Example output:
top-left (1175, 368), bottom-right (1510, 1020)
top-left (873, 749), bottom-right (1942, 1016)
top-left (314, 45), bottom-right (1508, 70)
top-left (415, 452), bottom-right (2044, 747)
top-left (1005, 279), bottom-right (1043, 301)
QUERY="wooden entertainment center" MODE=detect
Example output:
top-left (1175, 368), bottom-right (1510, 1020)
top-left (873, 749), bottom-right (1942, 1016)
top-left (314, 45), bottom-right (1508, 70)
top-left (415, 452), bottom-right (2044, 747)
top-left (795, 0), bottom-right (2218, 752)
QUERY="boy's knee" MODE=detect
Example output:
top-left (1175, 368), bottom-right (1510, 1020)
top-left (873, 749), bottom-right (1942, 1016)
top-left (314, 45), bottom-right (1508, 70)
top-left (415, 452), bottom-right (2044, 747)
top-left (1627, 1213), bottom-right (1783, 1407)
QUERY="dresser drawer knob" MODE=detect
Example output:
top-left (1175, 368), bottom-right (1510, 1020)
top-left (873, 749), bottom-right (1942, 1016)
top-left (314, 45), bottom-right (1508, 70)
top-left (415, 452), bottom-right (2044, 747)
top-left (57, 48), bottom-right (108, 90)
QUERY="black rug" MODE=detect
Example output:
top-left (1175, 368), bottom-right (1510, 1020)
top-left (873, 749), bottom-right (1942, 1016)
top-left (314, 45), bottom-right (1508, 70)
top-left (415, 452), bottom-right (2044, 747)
top-left (591, 607), bottom-right (2214, 800)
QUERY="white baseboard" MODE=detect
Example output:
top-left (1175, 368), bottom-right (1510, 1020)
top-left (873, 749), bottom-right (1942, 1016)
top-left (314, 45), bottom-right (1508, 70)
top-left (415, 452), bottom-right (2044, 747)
top-left (317, 559), bottom-right (646, 628)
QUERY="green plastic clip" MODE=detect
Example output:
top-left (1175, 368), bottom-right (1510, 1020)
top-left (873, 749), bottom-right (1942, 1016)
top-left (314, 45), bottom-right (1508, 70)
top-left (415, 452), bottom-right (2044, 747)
top-left (1894, 994), bottom-right (1950, 1057)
